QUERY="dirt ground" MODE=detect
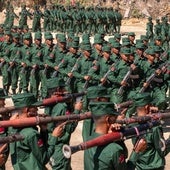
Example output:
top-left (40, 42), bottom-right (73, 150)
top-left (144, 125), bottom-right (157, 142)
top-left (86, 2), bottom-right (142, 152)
top-left (0, 16), bottom-right (170, 169)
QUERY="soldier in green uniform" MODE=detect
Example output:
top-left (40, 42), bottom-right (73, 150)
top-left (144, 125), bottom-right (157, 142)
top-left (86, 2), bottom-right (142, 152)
top-left (19, 33), bottom-right (33, 93)
top-left (114, 9), bottom-right (123, 33)
top-left (19, 5), bottom-right (32, 28)
top-left (40, 32), bottom-right (54, 98)
top-left (6, 33), bottom-right (22, 94)
top-left (154, 19), bottom-right (162, 36)
top-left (44, 78), bottom-right (82, 170)
top-left (146, 17), bottom-right (153, 40)
top-left (9, 93), bottom-right (64, 170)
top-left (0, 31), bottom-right (13, 94)
top-left (131, 92), bottom-right (166, 170)
top-left (0, 89), bottom-right (11, 170)
top-left (30, 32), bottom-right (44, 98)
top-left (84, 101), bottom-right (147, 170)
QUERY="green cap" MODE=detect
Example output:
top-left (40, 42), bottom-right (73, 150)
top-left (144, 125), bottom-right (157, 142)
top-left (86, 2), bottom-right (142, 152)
top-left (140, 35), bottom-right (149, 41)
top-left (136, 43), bottom-right (146, 49)
top-left (23, 25), bottom-right (29, 30)
top-left (23, 33), bottom-right (32, 39)
top-left (57, 34), bottom-right (66, 43)
top-left (89, 102), bottom-right (119, 117)
top-left (102, 45), bottom-right (111, 52)
top-left (110, 42), bottom-right (121, 48)
top-left (12, 93), bottom-right (37, 108)
top-left (120, 47), bottom-right (132, 55)
top-left (4, 30), bottom-right (11, 35)
top-left (145, 48), bottom-right (155, 55)
top-left (122, 37), bottom-right (131, 46)
top-left (114, 33), bottom-right (121, 39)
top-left (46, 78), bottom-right (65, 89)
top-left (128, 32), bottom-right (136, 36)
top-left (94, 34), bottom-right (103, 44)
top-left (81, 44), bottom-right (92, 51)
top-left (70, 41), bottom-right (79, 48)
top-left (73, 36), bottom-right (79, 42)
top-left (154, 46), bottom-right (163, 53)
top-left (44, 32), bottom-right (53, 40)
top-left (133, 93), bottom-right (152, 107)
top-left (135, 39), bottom-right (143, 44)
top-left (34, 32), bottom-right (42, 39)
top-left (87, 86), bottom-right (110, 99)
top-left (82, 33), bottom-right (90, 41)
top-left (13, 33), bottom-right (20, 38)
top-left (154, 36), bottom-right (162, 41)
top-left (108, 38), bottom-right (116, 44)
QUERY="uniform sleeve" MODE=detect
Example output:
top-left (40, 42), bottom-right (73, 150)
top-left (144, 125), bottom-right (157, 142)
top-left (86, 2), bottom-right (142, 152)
top-left (127, 151), bottom-right (140, 170)
top-left (26, 131), bottom-right (57, 165)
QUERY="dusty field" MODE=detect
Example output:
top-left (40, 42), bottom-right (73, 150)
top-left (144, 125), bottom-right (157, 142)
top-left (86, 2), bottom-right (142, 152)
top-left (0, 15), bottom-right (170, 169)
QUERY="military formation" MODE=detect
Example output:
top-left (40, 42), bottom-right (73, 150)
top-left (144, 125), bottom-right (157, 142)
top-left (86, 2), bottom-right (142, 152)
top-left (0, 3), bottom-right (169, 170)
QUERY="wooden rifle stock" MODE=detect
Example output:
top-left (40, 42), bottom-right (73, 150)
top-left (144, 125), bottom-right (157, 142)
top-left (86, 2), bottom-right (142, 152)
top-left (0, 112), bottom-right (92, 128)
top-left (62, 121), bottom-right (160, 158)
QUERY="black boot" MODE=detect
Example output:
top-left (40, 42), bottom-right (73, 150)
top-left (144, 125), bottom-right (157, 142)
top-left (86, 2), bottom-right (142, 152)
top-left (12, 89), bottom-right (16, 95)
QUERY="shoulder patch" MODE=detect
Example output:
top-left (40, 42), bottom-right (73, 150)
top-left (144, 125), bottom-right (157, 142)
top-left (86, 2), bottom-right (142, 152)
top-left (119, 154), bottom-right (125, 163)
top-left (0, 127), bottom-right (5, 134)
top-left (37, 138), bottom-right (44, 147)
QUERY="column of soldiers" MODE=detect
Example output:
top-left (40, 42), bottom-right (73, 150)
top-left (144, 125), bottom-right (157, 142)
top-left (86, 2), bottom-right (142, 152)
top-left (3, 4), bottom-right (123, 35)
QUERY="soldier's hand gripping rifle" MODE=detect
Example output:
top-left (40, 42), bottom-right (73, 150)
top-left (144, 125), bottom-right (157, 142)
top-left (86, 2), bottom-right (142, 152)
top-left (0, 60), bottom-right (5, 69)
top-left (99, 63), bottom-right (115, 86)
top-left (65, 57), bottom-right (80, 86)
top-left (139, 62), bottom-right (169, 93)
top-left (51, 59), bottom-right (64, 78)
top-left (7, 57), bottom-right (17, 72)
top-left (62, 120), bottom-right (160, 158)
top-left (118, 60), bottom-right (137, 95)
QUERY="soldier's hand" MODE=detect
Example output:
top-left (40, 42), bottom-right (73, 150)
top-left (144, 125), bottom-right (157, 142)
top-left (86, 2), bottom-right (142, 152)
top-left (121, 80), bottom-right (127, 86)
top-left (32, 64), bottom-right (37, 69)
top-left (155, 68), bottom-right (161, 75)
top-left (133, 138), bottom-right (147, 153)
top-left (0, 58), bottom-right (4, 62)
top-left (52, 122), bottom-right (65, 137)
top-left (100, 77), bottom-right (107, 84)
top-left (44, 64), bottom-right (48, 68)
top-left (74, 101), bottom-right (83, 111)
top-left (84, 75), bottom-right (90, 80)
top-left (68, 73), bottom-right (73, 78)
top-left (0, 154), bottom-right (5, 166)
top-left (143, 82), bottom-right (148, 88)
top-left (54, 66), bottom-right (59, 71)
top-left (130, 64), bottom-right (136, 70)
top-left (21, 62), bottom-right (27, 67)
top-left (109, 123), bottom-right (122, 132)
top-left (10, 113), bottom-right (19, 120)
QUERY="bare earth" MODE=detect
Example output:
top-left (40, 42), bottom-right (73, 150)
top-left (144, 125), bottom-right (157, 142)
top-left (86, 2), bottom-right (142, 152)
top-left (0, 16), bottom-right (170, 169)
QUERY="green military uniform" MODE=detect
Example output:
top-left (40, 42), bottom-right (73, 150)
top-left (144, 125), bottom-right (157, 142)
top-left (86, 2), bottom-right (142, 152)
top-left (0, 89), bottom-right (10, 170)
top-left (20, 33), bottom-right (33, 93)
top-left (131, 93), bottom-right (165, 170)
top-left (84, 102), bottom-right (139, 170)
top-left (45, 78), bottom-right (79, 170)
top-left (9, 93), bottom-right (57, 170)
top-left (0, 31), bottom-right (12, 94)
top-left (30, 32), bottom-right (44, 98)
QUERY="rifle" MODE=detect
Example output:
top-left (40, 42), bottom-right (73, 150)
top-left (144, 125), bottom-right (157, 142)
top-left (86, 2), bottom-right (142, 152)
top-left (62, 120), bottom-right (161, 158)
top-left (0, 112), bottom-right (92, 128)
top-left (139, 62), bottom-right (169, 93)
top-left (0, 134), bottom-right (24, 144)
top-left (7, 57), bottom-right (17, 72)
top-left (51, 59), bottom-right (64, 78)
top-left (0, 61), bottom-right (5, 69)
top-left (118, 60), bottom-right (137, 95)
top-left (99, 63), bottom-right (115, 86)
top-left (65, 57), bottom-right (80, 86)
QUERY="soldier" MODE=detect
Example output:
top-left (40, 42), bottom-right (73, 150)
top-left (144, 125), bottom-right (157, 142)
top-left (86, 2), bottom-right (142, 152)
top-left (6, 33), bottom-right (22, 94)
top-left (0, 31), bottom-right (13, 94)
top-left (19, 5), bottom-right (32, 28)
top-left (44, 78), bottom-right (82, 170)
top-left (30, 32), bottom-right (44, 98)
top-left (146, 17), bottom-right (153, 40)
top-left (32, 5), bottom-right (43, 32)
top-left (84, 101), bottom-right (147, 170)
top-left (114, 8), bottom-right (123, 33)
top-left (9, 93), bottom-right (64, 170)
top-left (19, 33), bottom-right (33, 93)
top-left (154, 19), bottom-right (162, 36)
top-left (0, 89), bottom-right (11, 170)
top-left (131, 92), bottom-right (166, 170)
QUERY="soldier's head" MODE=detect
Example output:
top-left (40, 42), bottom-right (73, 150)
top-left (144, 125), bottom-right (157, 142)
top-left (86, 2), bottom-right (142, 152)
top-left (128, 32), bottom-right (136, 43)
top-left (4, 30), bottom-right (12, 42)
top-left (120, 47), bottom-right (132, 62)
top-left (135, 43), bottom-right (146, 56)
top-left (90, 102), bottom-right (119, 132)
top-left (0, 89), bottom-right (8, 108)
top-left (110, 42), bottom-right (121, 55)
top-left (34, 32), bottom-right (42, 45)
top-left (69, 40), bottom-right (79, 54)
top-left (56, 34), bottom-right (66, 50)
top-left (145, 48), bottom-right (155, 63)
top-left (23, 33), bottom-right (32, 46)
top-left (44, 32), bottom-right (53, 46)
top-left (82, 44), bottom-right (92, 57)
top-left (93, 34), bottom-right (103, 51)
top-left (12, 93), bottom-right (38, 118)
top-left (102, 45), bottom-right (111, 59)
top-left (46, 78), bottom-right (66, 97)
top-left (154, 36), bottom-right (162, 46)
top-left (132, 93), bottom-right (153, 117)
top-left (23, 25), bottom-right (29, 33)
top-left (12, 33), bottom-right (20, 43)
